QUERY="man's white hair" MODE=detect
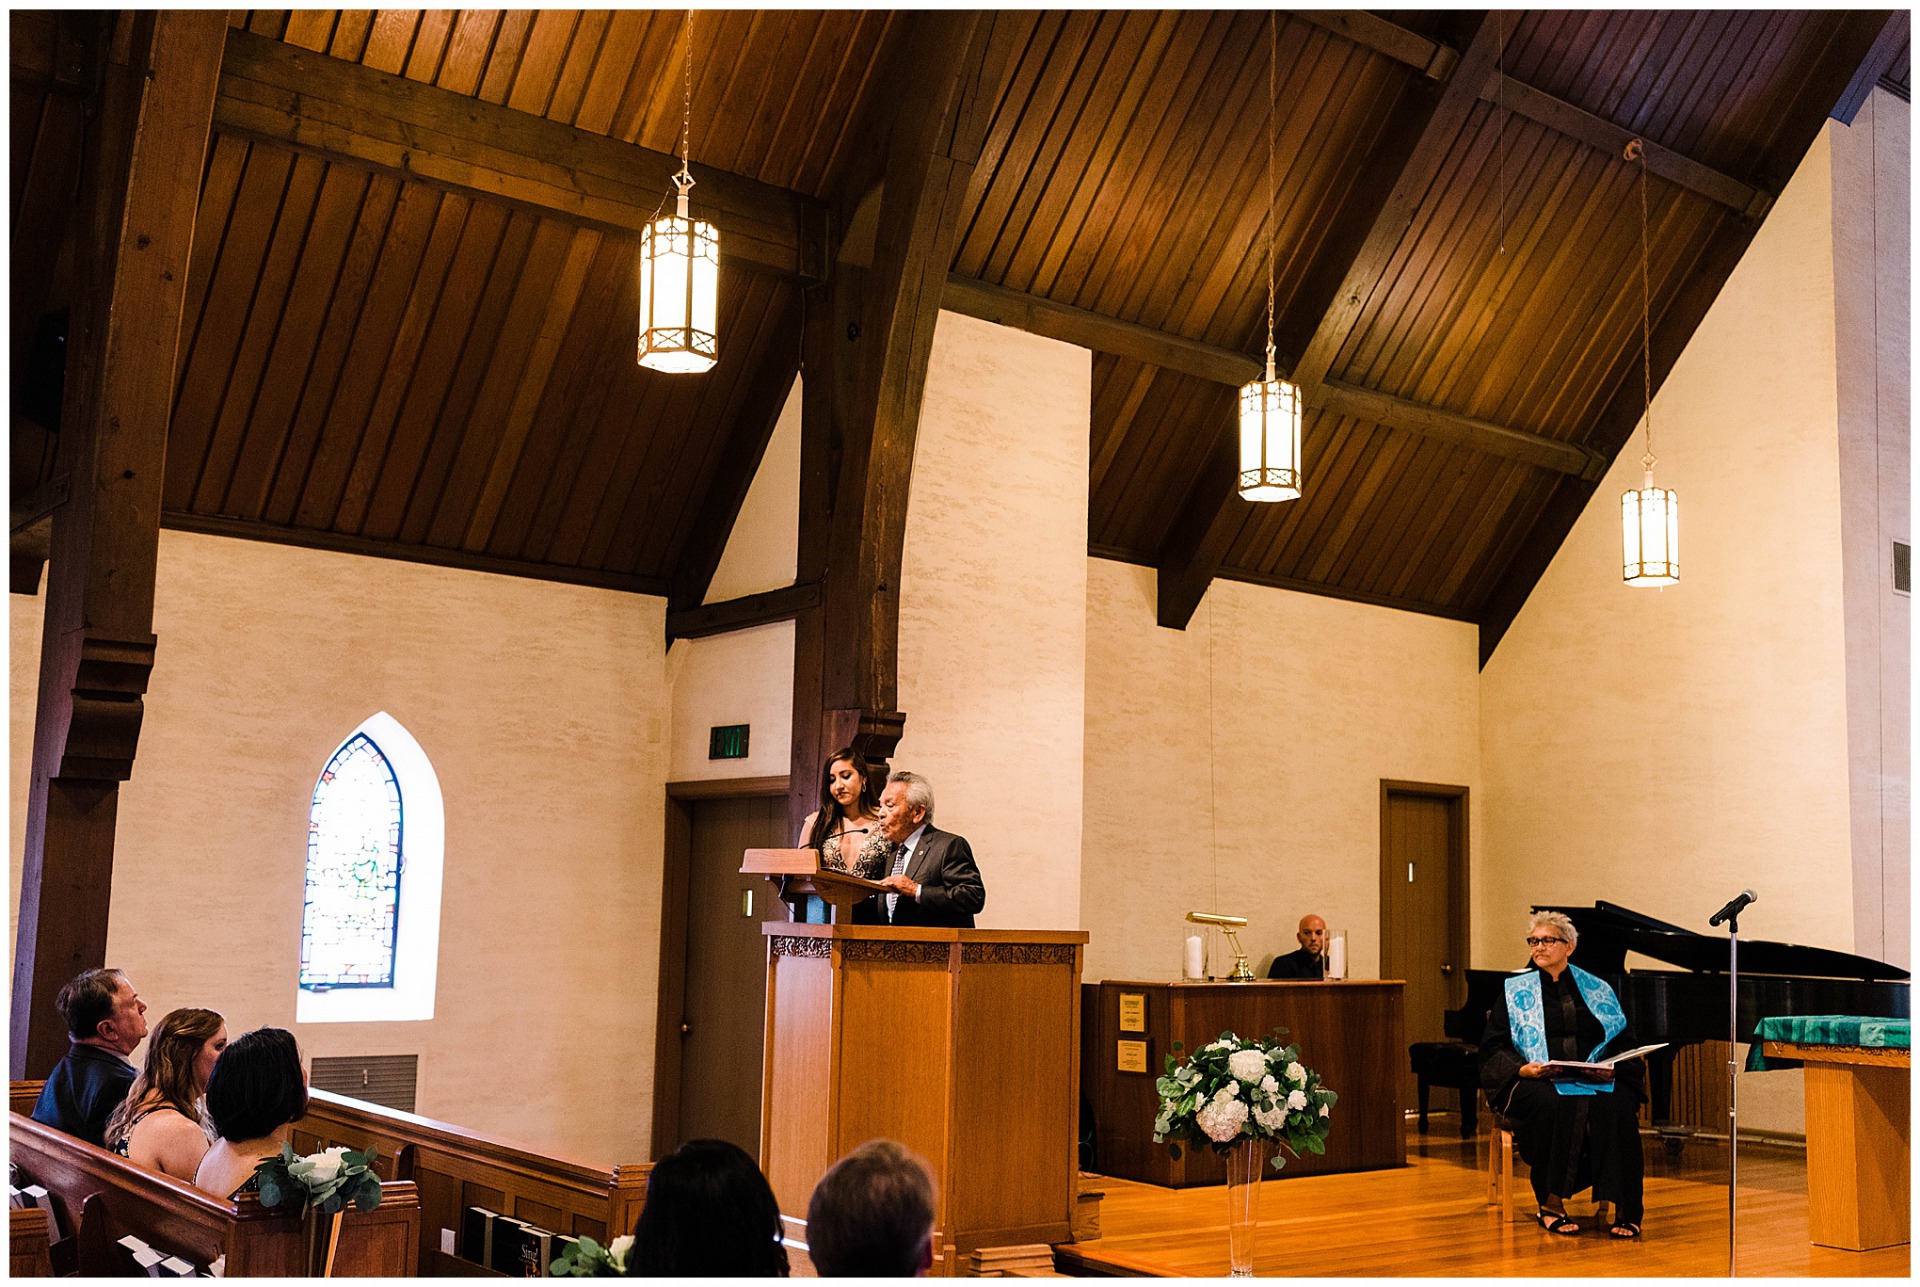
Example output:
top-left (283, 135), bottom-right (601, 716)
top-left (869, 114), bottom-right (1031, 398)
top-left (887, 770), bottom-right (934, 822)
top-left (1527, 909), bottom-right (1578, 946)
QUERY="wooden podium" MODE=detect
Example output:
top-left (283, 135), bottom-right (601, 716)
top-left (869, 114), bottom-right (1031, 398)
top-left (742, 847), bottom-right (889, 921)
top-left (756, 923), bottom-right (1088, 1267)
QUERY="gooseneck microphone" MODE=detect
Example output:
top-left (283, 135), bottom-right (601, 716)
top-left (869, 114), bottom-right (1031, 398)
top-left (1708, 889), bottom-right (1756, 927)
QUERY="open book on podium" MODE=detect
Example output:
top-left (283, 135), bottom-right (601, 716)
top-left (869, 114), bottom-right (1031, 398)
top-left (740, 849), bottom-right (888, 921)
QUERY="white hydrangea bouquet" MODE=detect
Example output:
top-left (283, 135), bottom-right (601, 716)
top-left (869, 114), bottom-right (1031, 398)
top-left (1153, 1028), bottom-right (1337, 1169)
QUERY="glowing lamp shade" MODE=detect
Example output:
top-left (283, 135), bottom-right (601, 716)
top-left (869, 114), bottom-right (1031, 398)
top-left (1621, 472), bottom-right (1679, 585)
top-left (1237, 374), bottom-right (1302, 501)
top-left (637, 193), bottom-right (719, 374)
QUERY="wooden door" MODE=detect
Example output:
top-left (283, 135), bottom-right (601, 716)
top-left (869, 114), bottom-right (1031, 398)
top-left (677, 795), bottom-right (790, 1153)
top-left (1379, 782), bottom-right (1469, 1113)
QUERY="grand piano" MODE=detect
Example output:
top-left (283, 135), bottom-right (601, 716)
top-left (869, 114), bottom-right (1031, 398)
top-left (1452, 901), bottom-right (1910, 1129)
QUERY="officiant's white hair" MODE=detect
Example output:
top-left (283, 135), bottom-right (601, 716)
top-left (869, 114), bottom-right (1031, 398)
top-left (1527, 910), bottom-right (1578, 946)
top-left (887, 770), bottom-right (934, 822)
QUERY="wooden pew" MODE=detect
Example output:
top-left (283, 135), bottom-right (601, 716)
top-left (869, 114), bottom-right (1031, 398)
top-left (295, 1088), bottom-right (651, 1276)
top-left (10, 1206), bottom-right (53, 1277)
top-left (9, 1111), bottom-right (419, 1276)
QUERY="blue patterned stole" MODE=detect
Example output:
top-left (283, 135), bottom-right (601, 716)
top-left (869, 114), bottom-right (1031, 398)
top-left (1504, 964), bottom-right (1628, 1097)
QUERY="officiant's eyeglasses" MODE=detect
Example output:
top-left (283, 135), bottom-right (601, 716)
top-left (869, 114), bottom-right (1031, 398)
top-left (1525, 936), bottom-right (1567, 947)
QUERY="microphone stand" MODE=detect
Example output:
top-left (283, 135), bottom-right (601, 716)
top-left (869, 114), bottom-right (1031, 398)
top-left (1724, 903), bottom-right (1741, 1278)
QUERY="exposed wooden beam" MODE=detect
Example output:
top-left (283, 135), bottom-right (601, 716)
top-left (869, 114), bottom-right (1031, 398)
top-left (1155, 13), bottom-right (1501, 631)
top-left (789, 11), bottom-right (1013, 836)
top-left (668, 311), bottom-right (801, 623)
top-left (1481, 74), bottom-right (1771, 219)
top-left (162, 511), bottom-right (669, 596)
top-left (13, 10), bottom-right (225, 1079)
top-left (213, 28), bottom-right (828, 279)
top-left (942, 275), bottom-right (1605, 479)
top-left (1091, 544), bottom-right (1479, 623)
top-left (1832, 10), bottom-right (1909, 124)
top-left (668, 582), bottom-right (821, 641)
top-left (11, 18), bottom-right (100, 393)
top-left (1475, 10), bottom-right (1898, 667)
top-left (1296, 8), bottom-right (1775, 219)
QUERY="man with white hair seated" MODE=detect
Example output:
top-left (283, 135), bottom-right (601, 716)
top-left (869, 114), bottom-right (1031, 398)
top-left (1479, 909), bottom-right (1649, 1240)
top-left (859, 770), bottom-right (985, 928)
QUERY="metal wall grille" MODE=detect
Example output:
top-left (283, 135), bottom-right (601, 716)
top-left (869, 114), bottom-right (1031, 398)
top-left (310, 1054), bottom-right (418, 1113)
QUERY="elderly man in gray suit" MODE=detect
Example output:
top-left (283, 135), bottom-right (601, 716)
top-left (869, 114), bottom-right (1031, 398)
top-left (858, 770), bottom-right (986, 928)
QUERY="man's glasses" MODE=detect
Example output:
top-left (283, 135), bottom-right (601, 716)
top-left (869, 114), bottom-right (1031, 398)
top-left (1525, 936), bottom-right (1567, 947)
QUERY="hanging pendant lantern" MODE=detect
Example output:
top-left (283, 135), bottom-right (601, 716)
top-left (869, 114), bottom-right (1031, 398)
top-left (1238, 361), bottom-right (1302, 501)
top-left (637, 172), bottom-right (719, 374)
top-left (1620, 139), bottom-right (1677, 586)
top-left (1238, 14), bottom-right (1301, 505)
top-left (638, 11), bottom-right (718, 375)
top-left (1622, 458), bottom-right (1678, 585)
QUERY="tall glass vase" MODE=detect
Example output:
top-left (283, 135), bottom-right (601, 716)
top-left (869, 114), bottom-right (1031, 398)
top-left (1223, 1137), bottom-right (1269, 1277)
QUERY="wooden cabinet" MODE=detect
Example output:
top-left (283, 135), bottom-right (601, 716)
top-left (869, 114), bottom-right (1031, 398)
top-left (1082, 980), bottom-right (1407, 1187)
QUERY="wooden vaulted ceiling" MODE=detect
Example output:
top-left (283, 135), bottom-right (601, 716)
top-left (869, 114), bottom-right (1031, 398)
top-left (10, 9), bottom-right (1908, 660)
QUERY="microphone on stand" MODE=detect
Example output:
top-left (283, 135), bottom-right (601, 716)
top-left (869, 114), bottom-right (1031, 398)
top-left (1708, 889), bottom-right (1756, 927)
top-left (818, 826), bottom-right (869, 848)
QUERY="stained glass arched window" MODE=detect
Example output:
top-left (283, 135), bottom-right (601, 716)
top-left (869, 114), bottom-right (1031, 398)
top-left (301, 733), bottom-right (404, 990)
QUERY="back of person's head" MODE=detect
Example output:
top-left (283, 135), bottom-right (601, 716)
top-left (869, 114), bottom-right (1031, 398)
top-left (55, 968), bottom-right (126, 1040)
top-left (631, 1139), bottom-right (788, 1276)
top-left (204, 1027), bottom-right (307, 1143)
top-left (806, 1140), bottom-right (936, 1278)
top-left (104, 1008), bottom-right (224, 1143)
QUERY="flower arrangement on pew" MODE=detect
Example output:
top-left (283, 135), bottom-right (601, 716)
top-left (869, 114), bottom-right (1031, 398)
top-left (552, 1233), bottom-right (634, 1277)
top-left (1153, 1028), bottom-right (1337, 1168)
top-left (252, 1145), bottom-right (383, 1277)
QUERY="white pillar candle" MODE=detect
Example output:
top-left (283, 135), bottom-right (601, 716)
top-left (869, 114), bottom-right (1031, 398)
top-left (1184, 935), bottom-right (1204, 980)
top-left (1326, 932), bottom-right (1347, 980)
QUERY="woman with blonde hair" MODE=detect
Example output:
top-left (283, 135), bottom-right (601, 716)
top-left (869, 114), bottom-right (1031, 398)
top-left (104, 1007), bottom-right (227, 1181)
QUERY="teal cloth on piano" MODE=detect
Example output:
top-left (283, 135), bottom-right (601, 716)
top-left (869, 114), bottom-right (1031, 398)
top-left (1745, 1015), bottom-right (1911, 1070)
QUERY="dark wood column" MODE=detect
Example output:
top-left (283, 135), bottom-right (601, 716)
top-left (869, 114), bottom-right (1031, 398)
top-left (788, 12), bottom-right (1009, 834)
top-left (11, 11), bottom-right (225, 1077)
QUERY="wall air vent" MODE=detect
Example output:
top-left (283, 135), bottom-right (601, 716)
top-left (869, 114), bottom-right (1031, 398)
top-left (309, 1054), bottom-right (418, 1113)
top-left (1894, 540), bottom-right (1910, 595)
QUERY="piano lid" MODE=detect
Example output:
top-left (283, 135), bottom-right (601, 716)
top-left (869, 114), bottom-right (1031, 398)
top-left (1534, 900), bottom-right (1910, 982)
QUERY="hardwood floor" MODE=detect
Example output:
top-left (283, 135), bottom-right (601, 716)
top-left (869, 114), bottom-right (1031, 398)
top-left (1062, 1123), bottom-right (1909, 1276)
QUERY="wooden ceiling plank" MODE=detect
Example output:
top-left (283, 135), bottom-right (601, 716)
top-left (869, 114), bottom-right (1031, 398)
top-left (1154, 15), bottom-right (1508, 628)
top-left (799, 11), bottom-right (900, 198)
top-left (396, 209), bottom-right (545, 546)
top-left (166, 144), bottom-right (298, 515)
top-left (1304, 426), bottom-right (1413, 584)
top-left (605, 11), bottom-right (682, 147)
top-left (433, 11), bottom-right (501, 100)
top-left (1436, 461), bottom-right (1532, 604)
top-left (404, 10), bottom-right (455, 86)
top-left (215, 28), bottom-right (820, 277)
top-left (217, 162), bottom-right (372, 521)
top-left (768, 14), bottom-right (867, 194)
top-left (170, 136), bottom-right (251, 400)
top-left (1088, 362), bottom-right (1161, 509)
top-left (1477, 10), bottom-right (1895, 662)
top-left (261, 171), bottom-right (401, 526)
top-left (475, 11), bottom-right (538, 108)
top-left (545, 10), bottom-right (609, 129)
top-left (701, 11), bottom-right (782, 178)
top-left (1834, 11), bottom-right (1909, 124)
top-left (668, 289), bottom-right (801, 612)
top-left (1263, 411), bottom-right (1367, 577)
top-left (332, 191), bottom-right (475, 534)
top-left (245, 11), bottom-right (291, 41)
top-left (1342, 436), bottom-right (1458, 594)
top-left (323, 12), bottom-right (372, 63)
top-left (10, 38), bottom-right (91, 391)
top-left (728, 15), bottom-right (824, 183)
top-left (360, 200), bottom-right (515, 542)
top-left (359, 10), bottom-right (419, 76)
top-left (288, 182), bottom-right (447, 530)
top-left (1289, 10), bottom-right (1459, 79)
top-left (458, 226), bottom-right (604, 554)
top-left (571, 10), bottom-right (648, 137)
top-left (1384, 448), bottom-right (1481, 601)
top-left (429, 221), bottom-right (617, 551)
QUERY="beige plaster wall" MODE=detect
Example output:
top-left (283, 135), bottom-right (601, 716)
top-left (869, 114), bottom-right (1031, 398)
top-left (12, 530), bottom-right (667, 1164)
top-left (1831, 91), bottom-right (1911, 968)
top-left (1479, 131), bottom-right (1871, 1136)
top-left (893, 311), bottom-right (1091, 931)
top-left (1081, 563), bottom-right (1482, 983)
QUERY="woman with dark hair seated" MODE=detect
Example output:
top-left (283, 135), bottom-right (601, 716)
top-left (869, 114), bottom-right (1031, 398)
top-left (192, 1028), bottom-right (310, 1201)
top-left (1480, 911), bottom-right (1648, 1239)
top-left (104, 1007), bottom-right (226, 1180)
top-left (631, 1139), bottom-right (788, 1276)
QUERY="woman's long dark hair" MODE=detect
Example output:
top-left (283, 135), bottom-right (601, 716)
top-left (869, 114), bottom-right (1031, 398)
top-left (631, 1139), bottom-right (788, 1277)
top-left (803, 747), bottom-right (877, 849)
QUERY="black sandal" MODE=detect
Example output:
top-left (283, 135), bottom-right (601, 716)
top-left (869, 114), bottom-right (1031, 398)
top-left (1537, 1209), bottom-right (1581, 1236)
top-left (1609, 1221), bottom-right (1642, 1239)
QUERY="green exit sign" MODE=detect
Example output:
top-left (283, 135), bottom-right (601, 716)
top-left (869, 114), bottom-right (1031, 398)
top-left (709, 724), bottom-right (750, 760)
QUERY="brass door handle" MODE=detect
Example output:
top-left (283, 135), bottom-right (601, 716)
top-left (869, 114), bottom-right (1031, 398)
top-left (680, 1022), bottom-right (691, 1036)
top-left (1439, 964), bottom-right (1454, 974)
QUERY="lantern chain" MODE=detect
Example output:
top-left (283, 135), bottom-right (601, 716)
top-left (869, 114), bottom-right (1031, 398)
top-left (676, 10), bottom-right (696, 198)
top-left (1631, 137), bottom-right (1654, 473)
top-left (1264, 12), bottom-right (1276, 381)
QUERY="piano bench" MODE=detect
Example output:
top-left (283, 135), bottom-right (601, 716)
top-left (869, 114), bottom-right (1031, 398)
top-left (1408, 1040), bottom-right (1481, 1137)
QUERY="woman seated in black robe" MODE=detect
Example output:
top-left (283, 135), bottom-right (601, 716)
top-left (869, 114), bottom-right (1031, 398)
top-left (1480, 910), bottom-right (1647, 1238)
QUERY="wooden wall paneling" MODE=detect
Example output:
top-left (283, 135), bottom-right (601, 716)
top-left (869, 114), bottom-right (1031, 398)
top-left (166, 141), bottom-right (297, 512)
top-left (259, 172), bottom-right (403, 526)
top-left (330, 191), bottom-right (474, 534)
top-left (459, 223), bottom-right (610, 558)
top-left (760, 948), bottom-right (835, 1229)
top-left (220, 163), bottom-right (373, 519)
top-left (358, 199), bottom-right (514, 541)
top-left (190, 150), bottom-right (328, 516)
top-left (392, 207), bottom-right (542, 545)
top-left (427, 217), bottom-right (596, 551)
top-left (288, 182), bottom-right (448, 530)
top-left (13, 9), bottom-right (225, 1078)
